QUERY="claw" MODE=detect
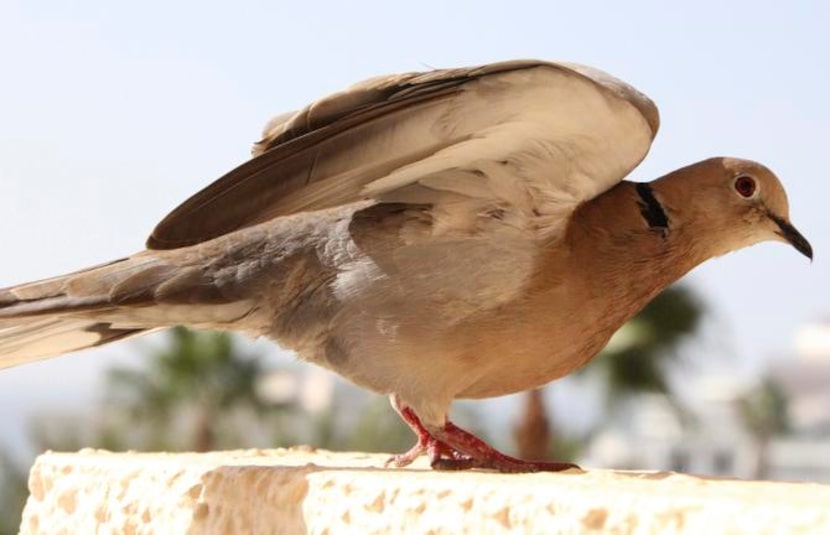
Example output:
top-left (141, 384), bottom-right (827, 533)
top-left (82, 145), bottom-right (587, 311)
top-left (385, 441), bottom-right (427, 468)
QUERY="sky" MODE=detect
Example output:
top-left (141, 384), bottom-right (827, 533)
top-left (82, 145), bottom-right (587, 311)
top-left (0, 1), bottom-right (827, 460)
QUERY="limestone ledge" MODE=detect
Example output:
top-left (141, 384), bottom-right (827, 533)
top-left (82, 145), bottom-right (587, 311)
top-left (20, 447), bottom-right (830, 534)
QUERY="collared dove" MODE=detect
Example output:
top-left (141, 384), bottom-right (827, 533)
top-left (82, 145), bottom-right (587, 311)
top-left (0, 60), bottom-right (812, 472)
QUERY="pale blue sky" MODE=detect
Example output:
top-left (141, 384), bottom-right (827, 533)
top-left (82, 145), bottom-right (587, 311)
top-left (0, 1), bottom-right (827, 458)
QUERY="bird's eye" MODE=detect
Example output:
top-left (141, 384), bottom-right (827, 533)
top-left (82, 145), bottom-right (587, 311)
top-left (733, 175), bottom-right (757, 199)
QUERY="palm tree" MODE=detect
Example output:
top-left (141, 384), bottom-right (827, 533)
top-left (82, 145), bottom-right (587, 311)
top-left (105, 326), bottom-right (269, 451)
top-left (515, 285), bottom-right (704, 460)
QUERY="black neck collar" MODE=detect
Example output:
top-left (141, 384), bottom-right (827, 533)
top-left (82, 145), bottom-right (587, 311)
top-left (635, 183), bottom-right (669, 230)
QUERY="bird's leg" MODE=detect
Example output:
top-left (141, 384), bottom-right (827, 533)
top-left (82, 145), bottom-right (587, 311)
top-left (386, 396), bottom-right (577, 472)
top-left (386, 395), bottom-right (474, 468)
top-left (429, 420), bottom-right (581, 473)
top-left (385, 401), bottom-right (431, 467)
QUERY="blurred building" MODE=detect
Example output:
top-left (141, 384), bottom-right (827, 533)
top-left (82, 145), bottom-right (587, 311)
top-left (581, 386), bottom-right (757, 478)
top-left (583, 321), bottom-right (830, 483)
top-left (769, 321), bottom-right (830, 482)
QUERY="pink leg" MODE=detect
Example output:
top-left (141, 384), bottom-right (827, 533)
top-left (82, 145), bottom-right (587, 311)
top-left (387, 396), bottom-right (474, 468)
top-left (385, 400), bottom-right (432, 467)
top-left (430, 421), bottom-right (580, 473)
top-left (387, 396), bottom-right (580, 473)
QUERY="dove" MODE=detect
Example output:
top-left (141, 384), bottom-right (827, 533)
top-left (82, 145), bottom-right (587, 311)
top-left (0, 60), bottom-right (811, 472)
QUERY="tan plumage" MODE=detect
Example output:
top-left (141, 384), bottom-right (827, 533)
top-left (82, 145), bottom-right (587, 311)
top-left (0, 60), bottom-right (811, 471)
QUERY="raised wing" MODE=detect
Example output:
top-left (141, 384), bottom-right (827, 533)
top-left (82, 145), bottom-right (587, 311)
top-left (148, 60), bottom-right (659, 250)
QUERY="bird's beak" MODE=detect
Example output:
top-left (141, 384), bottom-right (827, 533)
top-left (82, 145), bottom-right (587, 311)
top-left (768, 212), bottom-right (813, 260)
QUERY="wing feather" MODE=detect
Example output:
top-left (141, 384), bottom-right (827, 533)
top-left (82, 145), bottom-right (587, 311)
top-left (148, 60), bottom-right (658, 249)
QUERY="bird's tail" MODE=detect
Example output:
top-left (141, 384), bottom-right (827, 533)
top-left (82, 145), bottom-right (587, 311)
top-left (0, 251), bottom-right (253, 369)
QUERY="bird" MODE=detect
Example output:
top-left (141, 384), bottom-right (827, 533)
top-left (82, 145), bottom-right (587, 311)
top-left (0, 60), bottom-right (812, 472)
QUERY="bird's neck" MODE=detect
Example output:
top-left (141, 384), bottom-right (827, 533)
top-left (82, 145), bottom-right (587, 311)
top-left (554, 181), bottom-right (713, 327)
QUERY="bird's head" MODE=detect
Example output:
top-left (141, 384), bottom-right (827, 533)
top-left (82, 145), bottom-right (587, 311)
top-left (652, 157), bottom-right (812, 260)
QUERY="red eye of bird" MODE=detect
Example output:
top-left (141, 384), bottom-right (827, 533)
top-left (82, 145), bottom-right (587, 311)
top-left (734, 175), bottom-right (757, 198)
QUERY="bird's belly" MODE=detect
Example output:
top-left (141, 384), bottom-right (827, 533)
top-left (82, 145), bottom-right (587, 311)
top-left (454, 318), bottom-right (616, 399)
top-left (308, 280), bottom-right (622, 403)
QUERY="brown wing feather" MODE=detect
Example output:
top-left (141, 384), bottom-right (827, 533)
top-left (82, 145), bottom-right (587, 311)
top-left (147, 61), bottom-right (572, 250)
top-left (147, 60), bottom-right (658, 250)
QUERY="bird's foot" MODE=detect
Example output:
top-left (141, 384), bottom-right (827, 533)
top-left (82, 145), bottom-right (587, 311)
top-left (385, 437), bottom-right (428, 468)
top-left (386, 400), bottom-right (476, 468)
top-left (385, 445), bottom-right (424, 467)
top-left (385, 434), bottom-right (475, 468)
top-left (430, 421), bottom-right (580, 473)
top-left (388, 396), bottom-right (580, 473)
top-left (430, 454), bottom-right (578, 472)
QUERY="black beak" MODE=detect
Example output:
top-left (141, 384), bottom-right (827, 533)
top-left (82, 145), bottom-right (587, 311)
top-left (769, 213), bottom-right (813, 260)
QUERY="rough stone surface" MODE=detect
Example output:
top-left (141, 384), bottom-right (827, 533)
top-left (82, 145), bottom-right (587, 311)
top-left (19, 448), bottom-right (830, 534)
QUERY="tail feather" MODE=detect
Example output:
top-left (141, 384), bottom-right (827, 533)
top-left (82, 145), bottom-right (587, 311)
top-left (0, 317), bottom-right (149, 368)
top-left (0, 257), bottom-right (160, 318)
top-left (0, 251), bottom-right (255, 369)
